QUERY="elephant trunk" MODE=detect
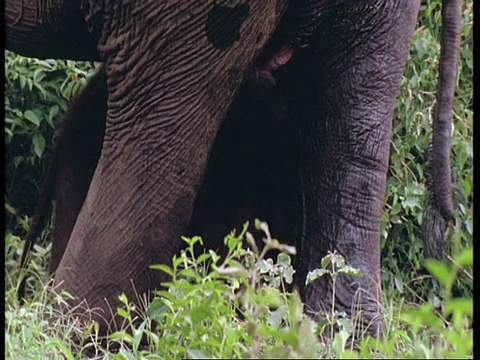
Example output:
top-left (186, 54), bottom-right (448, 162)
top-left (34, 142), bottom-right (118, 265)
top-left (423, 0), bottom-right (462, 259)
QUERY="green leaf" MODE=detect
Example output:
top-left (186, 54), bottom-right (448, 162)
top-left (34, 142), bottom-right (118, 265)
top-left (46, 339), bottom-right (75, 360)
top-left (109, 331), bottom-right (133, 342)
top-left (191, 304), bottom-right (213, 325)
top-left (5, 203), bottom-right (16, 215)
top-left (225, 232), bottom-right (241, 252)
top-left (178, 268), bottom-right (198, 280)
top-left (254, 218), bottom-right (263, 230)
top-left (24, 110), bottom-right (41, 126)
top-left (148, 297), bottom-right (170, 319)
top-left (257, 258), bottom-right (274, 273)
top-left (277, 252), bottom-right (291, 267)
top-left (133, 322), bottom-right (146, 349)
top-left (118, 347), bottom-right (137, 360)
top-left (19, 74), bottom-right (26, 89)
top-left (321, 254), bottom-right (332, 269)
top-left (423, 259), bottom-right (453, 288)
top-left (258, 287), bottom-right (284, 308)
top-left (186, 348), bottom-right (207, 359)
top-left (402, 196), bottom-right (420, 209)
top-left (445, 298), bottom-right (473, 317)
top-left (33, 68), bottom-right (45, 83)
top-left (283, 266), bottom-right (295, 284)
top-left (267, 306), bottom-right (287, 329)
top-left (116, 307), bottom-right (130, 320)
top-left (150, 264), bottom-right (174, 277)
top-left (333, 253), bottom-right (345, 268)
top-left (32, 133), bottom-right (46, 158)
top-left (48, 105), bottom-right (59, 124)
top-left (306, 268), bottom-right (329, 285)
top-left (455, 247), bottom-right (473, 266)
top-left (338, 265), bottom-right (362, 277)
top-left (333, 328), bottom-right (351, 354)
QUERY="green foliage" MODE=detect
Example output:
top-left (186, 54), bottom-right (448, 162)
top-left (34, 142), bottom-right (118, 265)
top-left (351, 246), bottom-right (473, 359)
top-left (4, 50), bottom-right (95, 235)
top-left (5, 222), bottom-right (472, 358)
top-left (5, 230), bottom-right (53, 303)
top-left (107, 221), bottom-right (319, 359)
top-left (306, 251), bottom-right (364, 356)
top-left (5, 231), bottom-right (87, 359)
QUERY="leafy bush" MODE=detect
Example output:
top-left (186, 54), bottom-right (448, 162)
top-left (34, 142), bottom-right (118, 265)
top-left (4, 51), bottom-right (95, 235)
top-left (5, 221), bottom-right (472, 358)
top-left (381, 0), bottom-right (473, 304)
top-left (107, 221), bottom-right (321, 359)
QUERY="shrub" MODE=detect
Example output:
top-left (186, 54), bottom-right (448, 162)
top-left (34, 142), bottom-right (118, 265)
top-left (4, 51), bottom-right (95, 236)
top-left (5, 221), bottom-right (472, 358)
top-left (381, 0), bottom-right (473, 304)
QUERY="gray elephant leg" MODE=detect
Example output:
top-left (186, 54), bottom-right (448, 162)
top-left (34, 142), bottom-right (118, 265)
top-left (49, 67), bottom-right (107, 274)
top-left (276, 0), bottom-right (420, 337)
top-left (53, 1), bottom-right (291, 334)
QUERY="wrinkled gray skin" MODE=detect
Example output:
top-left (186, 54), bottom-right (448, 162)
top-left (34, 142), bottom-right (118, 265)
top-left (7, 0), bottom-right (460, 338)
top-left (17, 66), bottom-right (107, 301)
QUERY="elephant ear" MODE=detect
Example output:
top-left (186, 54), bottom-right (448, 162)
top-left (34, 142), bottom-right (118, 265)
top-left (422, 0), bottom-right (462, 259)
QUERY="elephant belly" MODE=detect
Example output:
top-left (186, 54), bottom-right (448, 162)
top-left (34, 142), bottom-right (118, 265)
top-left (187, 70), bottom-right (302, 253)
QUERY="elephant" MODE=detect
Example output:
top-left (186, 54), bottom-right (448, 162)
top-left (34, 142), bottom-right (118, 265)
top-left (18, 62), bottom-right (300, 300)
top-left (17, 66), bottom-right (107, 301)
top-left (7, 0), bottom-right (461, 339)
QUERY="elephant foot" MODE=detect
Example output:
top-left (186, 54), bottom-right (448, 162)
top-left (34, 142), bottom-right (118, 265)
top-left (303, 275), bottom-right (386, 340)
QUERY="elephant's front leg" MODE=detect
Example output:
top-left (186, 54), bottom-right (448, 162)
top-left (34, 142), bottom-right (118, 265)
top-left (53, 1), bottom-right (289, 334)
top-left (277, 1), bottom-right (420, 337)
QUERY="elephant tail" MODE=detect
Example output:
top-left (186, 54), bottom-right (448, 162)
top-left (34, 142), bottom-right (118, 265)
top-left (17, 137), bottom-right (59, 304)
top-left (422, 0), bottom-right (462, 259)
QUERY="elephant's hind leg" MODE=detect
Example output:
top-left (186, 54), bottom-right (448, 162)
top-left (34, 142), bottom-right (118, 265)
top-left (275, 0), bottom-right (420, 338)
top-left (49, 66), bottom-right (107, 274)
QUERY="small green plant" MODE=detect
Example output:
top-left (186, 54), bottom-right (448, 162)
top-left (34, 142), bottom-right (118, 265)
top-left (5, 234), bottom-right (101, 359)
top-left (5, 231), bottom-right (51, 303)
top-left (305, 251), bottom-right (363, 356)
top-left (352, 245), bottom-right (473, 359)
top-left (4, 222), bottom-right (473, 358)
top-left (107, 220), bottom-right (320, 359)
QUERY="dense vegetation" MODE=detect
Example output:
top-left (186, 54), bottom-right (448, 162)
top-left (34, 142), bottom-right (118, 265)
top-left (5, 1), bottom-right (472, 358)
